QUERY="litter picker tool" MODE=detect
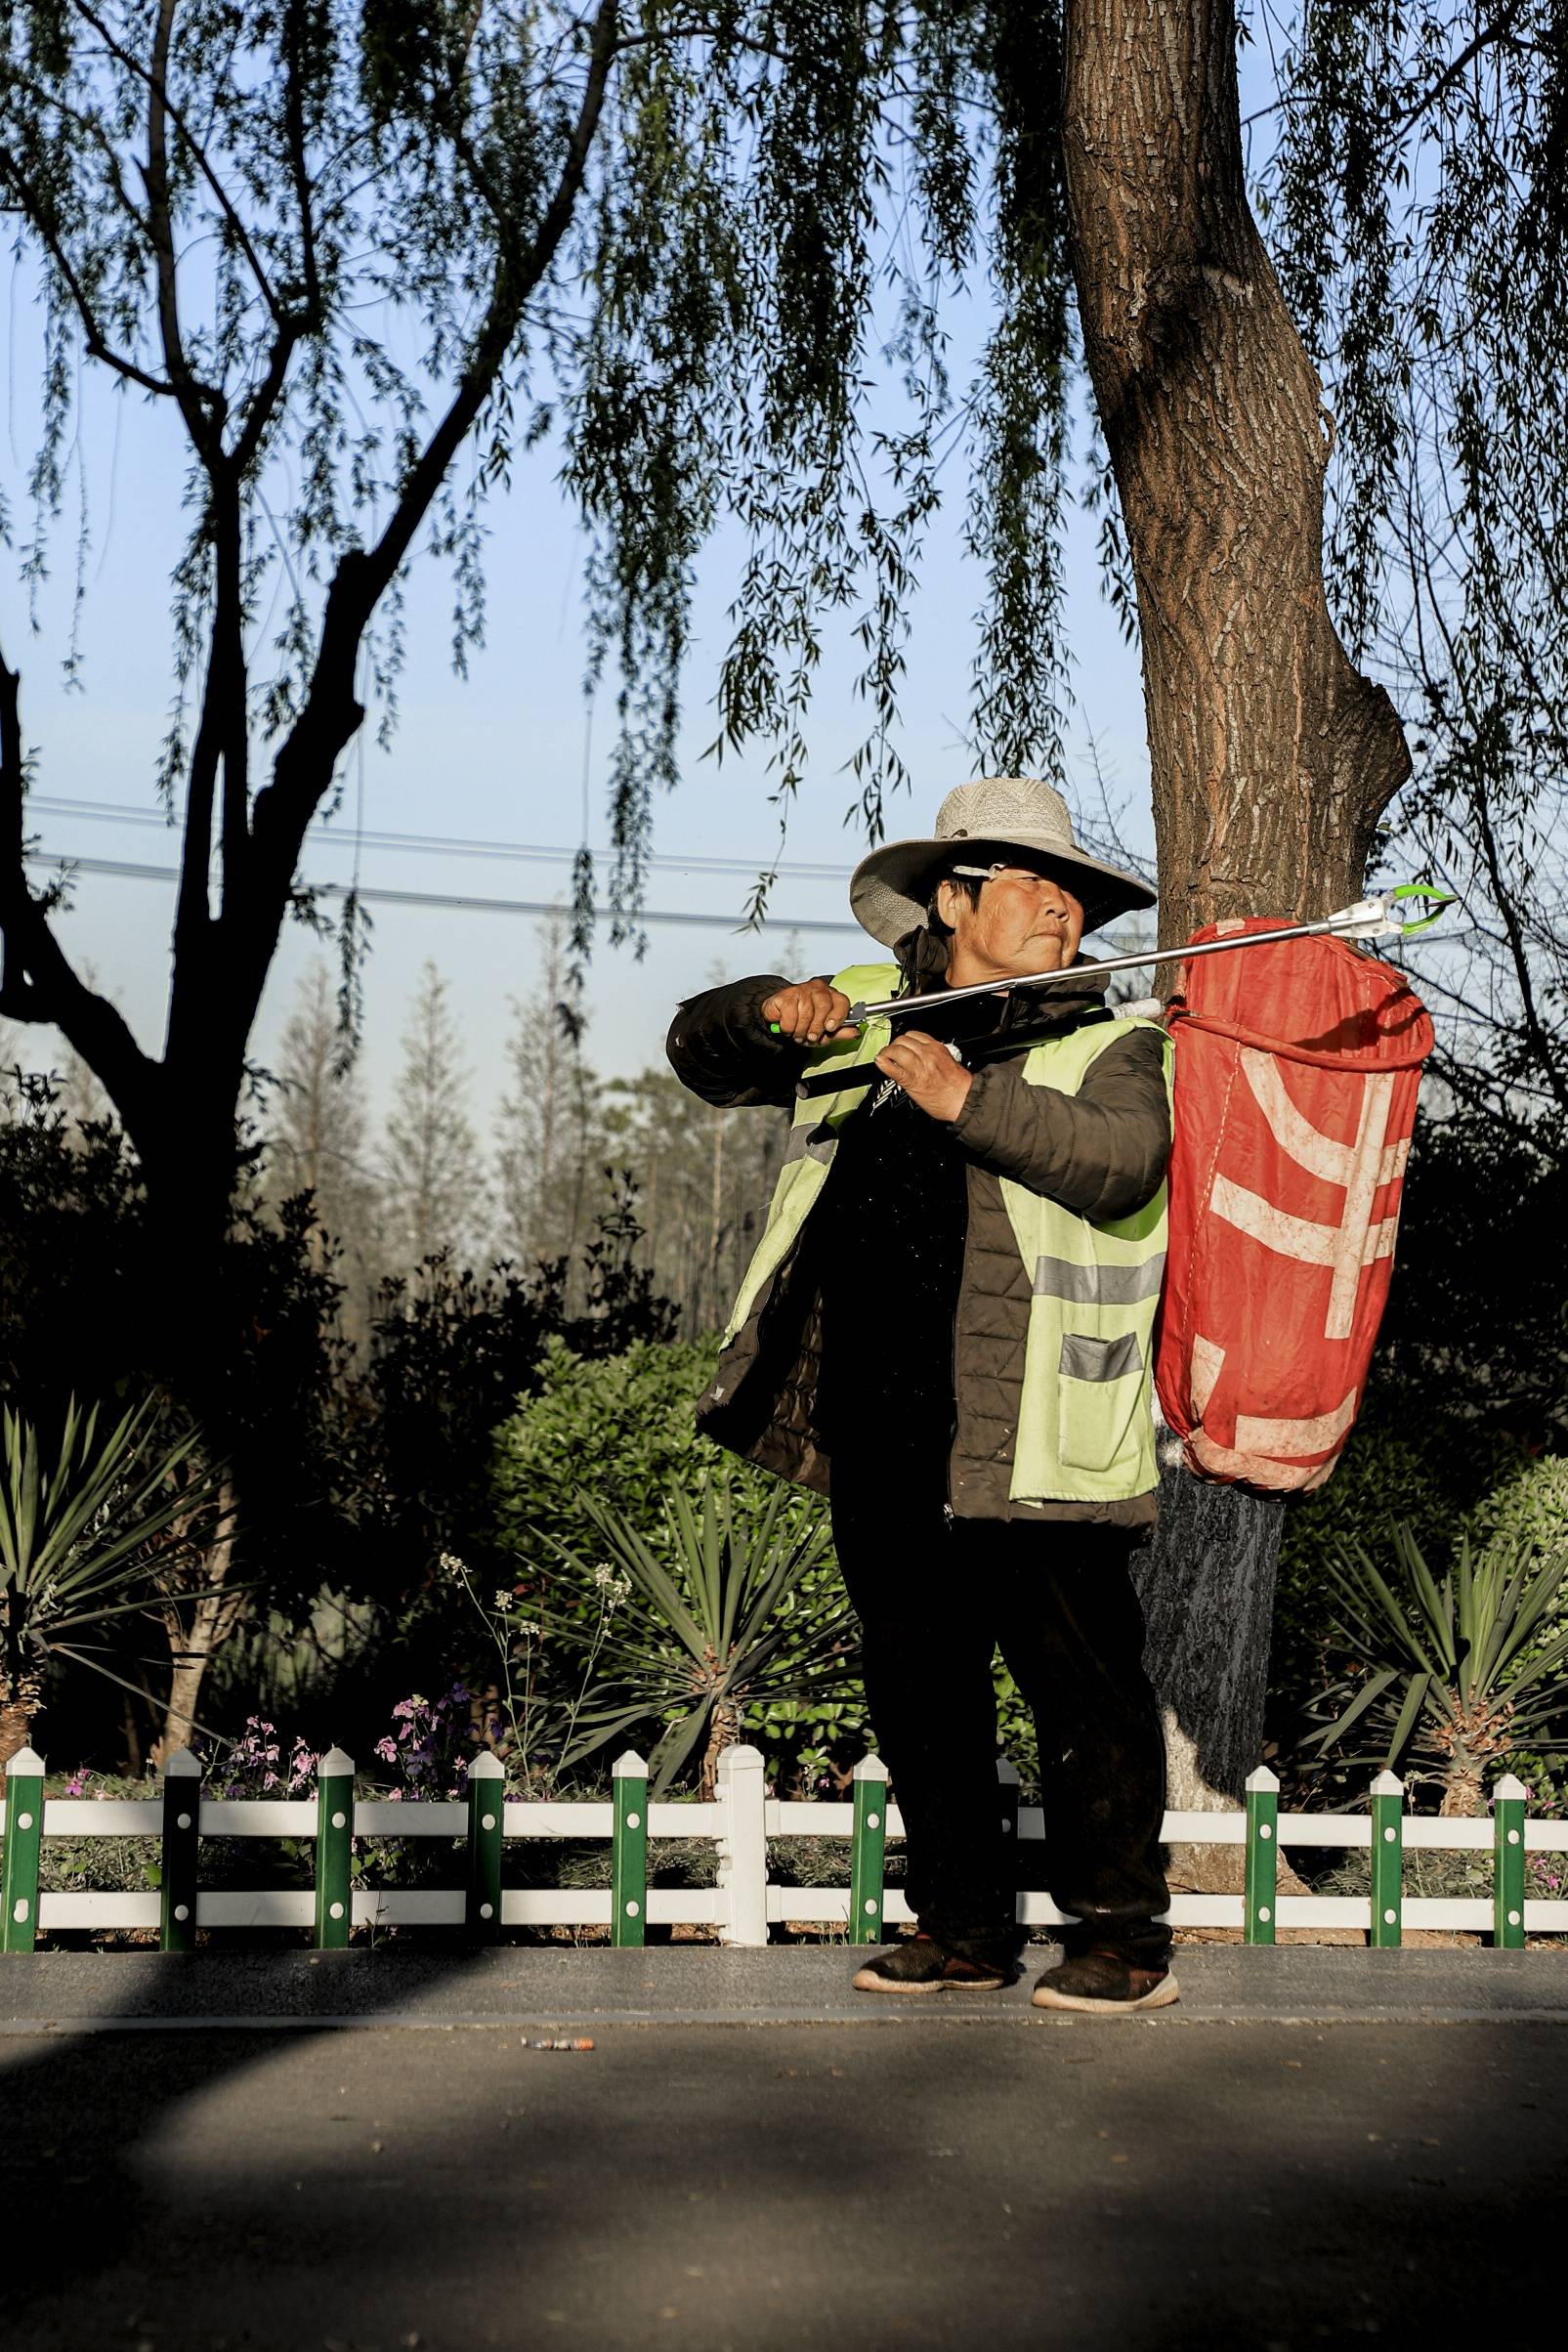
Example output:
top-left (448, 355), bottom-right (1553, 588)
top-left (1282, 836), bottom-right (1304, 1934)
top-left (786, 885), bottom-right (1456, 1100)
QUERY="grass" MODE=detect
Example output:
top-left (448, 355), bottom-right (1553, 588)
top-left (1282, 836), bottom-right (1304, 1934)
top-left (1313, 1847), bottom-right (1567, 1903)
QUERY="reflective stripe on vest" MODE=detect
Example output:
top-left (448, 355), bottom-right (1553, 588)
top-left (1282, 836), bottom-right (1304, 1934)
top-left (995, 1016), bottom-right (1170, 1504)
top-left (1031, 1255), bottom-right (1166, 1304)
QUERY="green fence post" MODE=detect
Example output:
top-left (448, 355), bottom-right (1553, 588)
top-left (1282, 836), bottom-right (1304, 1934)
top-left (850, 1754), bottom-right (889, 1945)
top-left (2, 1747), bottom-right (44, 1954)
top-left (1492, 1773), bottom-right (1527, 1949)
top-left (1371, 1769), bottom-right (1404, 1947)
top-left (466, 1751), bottom-right (504, 1943)
top-left (1244, 1765), bottom-right (1280, 1946)
top-left (612, 1750), bottom-right (649, 1947)
top-left (160, 1746), bottom-right (201, 1953)
top-left (315, 1746), bottom-right (355, 1950)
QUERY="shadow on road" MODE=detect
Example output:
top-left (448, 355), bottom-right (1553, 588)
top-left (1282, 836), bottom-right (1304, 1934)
top-left (1, 1951), bottom-right (1565, 2350)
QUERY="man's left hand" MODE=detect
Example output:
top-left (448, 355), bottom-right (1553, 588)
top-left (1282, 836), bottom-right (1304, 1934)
top-left (874, 1031), bottom-right (973, 1123)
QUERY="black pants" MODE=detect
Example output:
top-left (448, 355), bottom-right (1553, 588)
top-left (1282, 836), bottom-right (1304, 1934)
top-left (831, 1467), bottom-right (1171, 1969)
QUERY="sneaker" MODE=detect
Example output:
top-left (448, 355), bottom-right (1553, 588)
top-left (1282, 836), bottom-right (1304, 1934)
top-left (852, 1931), bottom-right (1017, 1995)
top-left (1030, 1946), bottom-right (1179, 2014)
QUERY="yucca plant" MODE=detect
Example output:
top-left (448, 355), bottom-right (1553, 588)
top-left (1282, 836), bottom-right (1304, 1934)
top-left (0, 1396), bottom-right (219, 1765)
top-left (527, 1470), bottom-right (858, 1797)
top-left (1304, 1521), bottom-right (1568, 1814)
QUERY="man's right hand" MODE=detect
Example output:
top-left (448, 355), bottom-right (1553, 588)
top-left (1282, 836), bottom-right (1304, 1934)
top-left (759, 978), bottom-right (857, 1045)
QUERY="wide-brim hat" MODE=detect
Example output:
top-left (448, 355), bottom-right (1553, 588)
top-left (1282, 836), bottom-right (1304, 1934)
top-left (848, 776), bottom-right (1157, 946)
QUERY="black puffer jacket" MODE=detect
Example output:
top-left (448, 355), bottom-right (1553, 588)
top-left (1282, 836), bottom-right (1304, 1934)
top-left (666, 966), bottom-right (1171, 1526)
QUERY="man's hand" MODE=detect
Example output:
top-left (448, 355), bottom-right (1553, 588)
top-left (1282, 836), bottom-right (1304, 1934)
top-left (875, 1031), bottom-right (973, 1123)
top-left (760, 978), bottom-right (856, 1045)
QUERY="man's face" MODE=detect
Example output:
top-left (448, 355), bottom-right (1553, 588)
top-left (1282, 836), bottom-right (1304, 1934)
top-left (935, 861), bottom-right (1086, 981)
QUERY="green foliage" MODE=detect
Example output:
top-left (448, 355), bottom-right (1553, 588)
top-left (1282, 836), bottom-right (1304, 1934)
top-left (1, 0), bottom-right (1084, 976)
top-left (0, 1076), bottom-right (350, 1609)
top-left (1473, 1455), bottom-right (1568, 1564)
top-left (0, 1395), bottom-right (218, 1725)
top-left (491, 1332), bottom-right (728, 1562)
top-left (490, 1334), bottom-right (866, 1788)
top-left (992, 1665), bottom-right (1039, 1796)
top-left (529, 1467), bottom-right (858, 1796)
top-left (1266, 7), bottom-right (1568, 1115)
top-left (1372, 1107), bottom-right (1568, 1447)
top-left (1301, 1520), bottom-right (1568, 1814)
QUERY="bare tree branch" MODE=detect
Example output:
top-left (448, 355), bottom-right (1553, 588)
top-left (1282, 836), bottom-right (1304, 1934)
top-left (0, 642), bottom-right (159, 1119)
top-left (142, 0), bottom-right (224, 462)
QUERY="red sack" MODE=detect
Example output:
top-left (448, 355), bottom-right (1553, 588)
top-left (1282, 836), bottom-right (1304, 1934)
top-left (1154, 918), bottom-right (1434, 1494)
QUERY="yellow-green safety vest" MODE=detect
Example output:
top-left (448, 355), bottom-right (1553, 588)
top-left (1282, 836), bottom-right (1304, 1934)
top-left (721, 962), bottom-right (1171, 1506)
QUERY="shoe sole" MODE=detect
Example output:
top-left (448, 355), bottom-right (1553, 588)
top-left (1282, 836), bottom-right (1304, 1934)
top-left (1031, 1972), bottom-right (1180, 2014)
top-left (852, 1967), bottom-right (1010, 1995)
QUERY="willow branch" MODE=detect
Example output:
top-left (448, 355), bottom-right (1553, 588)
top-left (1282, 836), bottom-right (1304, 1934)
top-left (1389, 5), bottom-right (1528, 132)
top-left (0, 156), bottom-right (185, 404)
top-left (72, 0), bottom-right (286, 332)
top-left (251, 0), bottom-right (623, 869)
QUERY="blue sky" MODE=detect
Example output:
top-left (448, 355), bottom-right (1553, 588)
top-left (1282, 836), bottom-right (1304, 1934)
top-left (3, 243), bottom-right (1153, 1136)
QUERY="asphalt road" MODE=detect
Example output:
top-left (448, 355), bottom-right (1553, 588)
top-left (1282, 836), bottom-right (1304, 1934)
top-left (4, 1950), bottom-right (1566, 2352)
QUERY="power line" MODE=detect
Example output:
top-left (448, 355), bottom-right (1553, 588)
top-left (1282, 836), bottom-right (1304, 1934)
top-left (22, 849), bottom-right (867, 934)
top-left (28, 793), bottom-right (860, 885)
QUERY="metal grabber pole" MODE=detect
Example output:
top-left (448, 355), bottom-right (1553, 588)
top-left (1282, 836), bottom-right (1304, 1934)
top-left (785, 884), bottom-right (1458, 1100)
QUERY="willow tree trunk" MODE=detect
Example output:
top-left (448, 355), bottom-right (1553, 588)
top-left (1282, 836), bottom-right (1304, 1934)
top-left (153, 1473), bottom-right (243, 1769)
top-left (1062, 0), bottom-right (1411, 1844)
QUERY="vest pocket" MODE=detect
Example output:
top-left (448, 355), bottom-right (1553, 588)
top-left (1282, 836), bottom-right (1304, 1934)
top-left (1057, 1331), bottom-right (1145, 1473)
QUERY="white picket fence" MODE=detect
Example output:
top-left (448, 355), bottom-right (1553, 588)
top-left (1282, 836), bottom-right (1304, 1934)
top-left (6, 1743), bottom-right (1568, 1949)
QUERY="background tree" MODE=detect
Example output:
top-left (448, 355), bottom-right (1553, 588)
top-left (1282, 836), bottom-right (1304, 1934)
top-left (381, 961), bottom-right (487, 1270)
top-left (267, 962), bottom-right (378, 1294)
top-left (494, 917), bottom-right (605, 1270)
top-left (1047, 4), bottom-right (1568, 1823)
top-left (600, 1067), bottom-right (787, 1335)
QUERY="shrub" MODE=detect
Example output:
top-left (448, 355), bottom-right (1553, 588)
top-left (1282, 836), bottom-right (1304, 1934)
top-left (492, 1333), bottom-right (732, 1561)
top-left (491, 1339), bottom-right (869, 1787)
top-left (1301, 1521), bottom-right (1568, 1814)
top-left (1268, 1411), bottom-right (1534, 1781)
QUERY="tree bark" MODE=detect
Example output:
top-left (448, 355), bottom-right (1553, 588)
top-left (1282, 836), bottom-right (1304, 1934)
top-left (154, 1472), bottom-right (242, 1766)
top-left (0, 1678), bottom-right (42, 1771)
top-left (1063, 0), bottom-right (1410, 942)
top-left (1062, 1), bottom-right (1413, 1814)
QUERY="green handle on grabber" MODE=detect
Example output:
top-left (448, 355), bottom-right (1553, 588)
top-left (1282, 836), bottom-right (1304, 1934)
top-left (768, 1019), bottom-right (864, 1035)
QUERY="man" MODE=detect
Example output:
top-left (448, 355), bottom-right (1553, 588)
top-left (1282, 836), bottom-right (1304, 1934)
top-left (666, 776), bottom-right (1176, 2013)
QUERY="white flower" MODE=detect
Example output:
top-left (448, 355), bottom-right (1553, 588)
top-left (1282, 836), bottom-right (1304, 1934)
top-left (493, 1589), bottom-right (513, 1613)
top-left (439, 1551), bottom-right (467, 1582)
top-left (592, 1562), bottom-right (633, 1608)
top-left (513, 1618), bottom-right (541, 1639)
